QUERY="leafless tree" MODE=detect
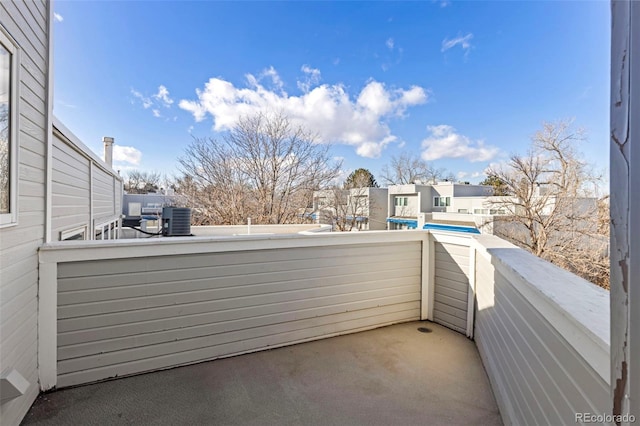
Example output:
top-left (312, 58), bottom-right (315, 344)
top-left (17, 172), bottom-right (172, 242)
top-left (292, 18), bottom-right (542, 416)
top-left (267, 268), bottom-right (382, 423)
top-left (177, 112), bottom-right (341, 225)
top-left (0, 104), bottom-right (9, 213)
top-left (124, 170), bottom-right (162, 194)
top-left (314, 170), bottom-right (383, 232)
top-left (485, 120), bottom-right (609, 288)
top-left (380, 152), bottom-right (449, 185)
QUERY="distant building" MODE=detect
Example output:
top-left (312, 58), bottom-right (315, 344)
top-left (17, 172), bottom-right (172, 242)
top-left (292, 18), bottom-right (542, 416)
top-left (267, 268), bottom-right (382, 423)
top-left (312, 187), bottom-right (388, 231)
top-left (386, 181), bottom-right (499, 230)
top-left (122, 191), bottom-right (187, 226)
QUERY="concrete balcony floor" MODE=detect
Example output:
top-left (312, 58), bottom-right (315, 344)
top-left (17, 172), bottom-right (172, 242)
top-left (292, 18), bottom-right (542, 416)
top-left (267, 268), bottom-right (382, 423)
top-left (22, 321), bottom-right (501, 426)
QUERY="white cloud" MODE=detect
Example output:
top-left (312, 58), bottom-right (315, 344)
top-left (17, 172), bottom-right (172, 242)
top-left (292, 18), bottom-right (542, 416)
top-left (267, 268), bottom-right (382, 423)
top-left (297, 65), bottom-right (321, 93)
top-left (457, 170), bottom-right (485, 181)
top-left (131, 85), bottom-right (174, 118)
top-left (113, 145), bottom-right (142, 166)
top-left (253, 66), bottom-right (284, 92)
top-left (381, 39), bottom-right (403, 71)
top-left (179, 68), bottom-right (428, 158)
top-left (386, 38), bottom-right (394, 50)
top-left (54, 12), bottom-right (63, 22)
top-left (57, 100), bottom-right (76, 109)
top-left (579, 86), bottom-right (592, 101)
top-left (421, 125), bottom-right (500, 162)
top-left (131, 89), bottom-right (152, 109)
top-left (438, 0), bottom-right (450, 7)
top-left (441, 33), bottom-right (473, 55)
top-left (153, 85), bottom-right (173, 107)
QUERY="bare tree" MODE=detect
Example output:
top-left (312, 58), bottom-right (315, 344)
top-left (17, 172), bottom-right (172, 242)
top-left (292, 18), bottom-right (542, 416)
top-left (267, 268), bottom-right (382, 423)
top-left (485, 120), bottom-right (609, 288)
top-left (380, 152), bottom-right (449, 185)
top-left (178, 112), bottom-right (341, 225)
top-left (315, 169), bottom-right (382, 232)
top-left (0, 104), bottom-right (9, 213)
top-left (124, 170), bottom-right (162, 194)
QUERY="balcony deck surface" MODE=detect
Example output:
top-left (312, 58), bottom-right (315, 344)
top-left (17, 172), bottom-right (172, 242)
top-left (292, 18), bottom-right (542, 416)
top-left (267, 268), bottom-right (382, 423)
top-left (22, 321), bottom-right (501, 426)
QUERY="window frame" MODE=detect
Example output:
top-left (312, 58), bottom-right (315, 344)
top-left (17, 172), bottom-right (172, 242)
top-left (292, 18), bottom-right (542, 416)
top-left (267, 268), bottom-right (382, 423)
top-left (433, 196), bottom-right (450, 207)
top-left (395, 196), bottom-right (407, 207)
top-left (0, 27), bottom-right (18, 227)
top-left (60, 225), bottom-right (87, 241)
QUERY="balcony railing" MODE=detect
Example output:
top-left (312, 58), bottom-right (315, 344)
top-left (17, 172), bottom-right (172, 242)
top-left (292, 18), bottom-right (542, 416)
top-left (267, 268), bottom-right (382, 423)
top-left (37, 229), bottom-right (610, 425)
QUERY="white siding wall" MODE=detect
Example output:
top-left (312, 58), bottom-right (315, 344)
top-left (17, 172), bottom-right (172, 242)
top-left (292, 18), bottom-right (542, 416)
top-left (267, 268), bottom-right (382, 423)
top-left (473, 235), bottom-right (610, 425)
top-left (51, 121), bottom-right (123, 241)
top-left (393, 195), bottom-right (418, 217)
top-left (51, 133), bottom-right (90, 240)
top-left (433, 241), bottom-right (469, 334)
top-left (0, 1), bottom-right (50, 425)
top-left (367, 188), bottom-right (389, 230)
top-left (43, 234), bottom-right (424, 388)
top-left (92, 166), bottom-right (115, 223)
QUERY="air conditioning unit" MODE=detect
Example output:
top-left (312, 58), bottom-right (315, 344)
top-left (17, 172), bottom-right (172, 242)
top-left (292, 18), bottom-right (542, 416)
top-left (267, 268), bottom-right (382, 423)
top-left (161, 207), bottom-right (192, 237)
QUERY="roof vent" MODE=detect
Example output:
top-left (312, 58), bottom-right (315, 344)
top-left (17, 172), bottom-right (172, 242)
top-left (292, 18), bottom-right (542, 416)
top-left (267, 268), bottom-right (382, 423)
top-left (161, 207), bottom-right (192, 237)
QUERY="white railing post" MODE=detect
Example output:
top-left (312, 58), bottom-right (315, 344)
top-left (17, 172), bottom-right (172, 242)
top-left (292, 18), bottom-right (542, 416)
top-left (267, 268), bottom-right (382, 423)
top-left (466, 245), bottom-right (476, 338)
top-left (421, 232), bottom-right (435, 320)
top-left (38, 259), bottom-right (57, 390)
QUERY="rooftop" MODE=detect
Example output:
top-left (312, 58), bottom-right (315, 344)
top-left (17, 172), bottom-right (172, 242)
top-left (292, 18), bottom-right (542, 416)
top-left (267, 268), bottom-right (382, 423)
top-left (22, 322), bottom-right (501, 426)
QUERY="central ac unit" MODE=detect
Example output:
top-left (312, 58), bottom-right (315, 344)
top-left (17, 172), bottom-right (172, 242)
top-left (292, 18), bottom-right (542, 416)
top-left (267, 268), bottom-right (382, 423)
top-left (161, 207), bottom-right (192, 237)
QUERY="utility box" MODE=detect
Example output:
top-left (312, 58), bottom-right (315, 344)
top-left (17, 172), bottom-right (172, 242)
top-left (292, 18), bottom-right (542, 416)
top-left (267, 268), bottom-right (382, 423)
top-left (161, 207), bottom-right (192, 237)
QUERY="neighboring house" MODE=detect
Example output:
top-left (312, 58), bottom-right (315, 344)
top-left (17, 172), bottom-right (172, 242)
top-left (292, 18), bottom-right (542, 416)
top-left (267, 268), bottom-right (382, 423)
top-left (386, 181), bottom-right (496, 230)
top-left (0, 5), bottom-right (121, 424)
top-left (312, 187), bottom-right (387, 231)
top-left (52, 120), bottom-right (123, 241)
top-left (122, 191), bottom-right (186, 223)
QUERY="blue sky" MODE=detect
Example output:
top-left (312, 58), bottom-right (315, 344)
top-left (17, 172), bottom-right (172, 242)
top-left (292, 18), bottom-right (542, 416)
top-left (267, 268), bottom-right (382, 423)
top-left (52, 0), bottom-right (610, 185)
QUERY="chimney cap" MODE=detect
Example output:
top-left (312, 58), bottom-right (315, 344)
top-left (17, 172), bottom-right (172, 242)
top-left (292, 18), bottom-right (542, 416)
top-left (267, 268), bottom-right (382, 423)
top-left (102, 136), bottom-right (114, 144)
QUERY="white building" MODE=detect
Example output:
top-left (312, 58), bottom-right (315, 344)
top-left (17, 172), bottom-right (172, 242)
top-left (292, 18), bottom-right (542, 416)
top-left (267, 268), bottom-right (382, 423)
top-left (312, 187), bottom-right (388, 231)
top-left (386, 182), bottom-right (499, 230)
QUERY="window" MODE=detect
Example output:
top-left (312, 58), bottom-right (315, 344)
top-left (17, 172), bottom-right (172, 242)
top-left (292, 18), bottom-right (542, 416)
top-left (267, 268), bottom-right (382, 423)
top-left (394, 197), bottom-right (408, 207)
top-left (433, 197), bottom-right (450, 207)
top-left (0, 28), bottom-right (17, 226)
top-left (60, 226), bottom-right (87, 241)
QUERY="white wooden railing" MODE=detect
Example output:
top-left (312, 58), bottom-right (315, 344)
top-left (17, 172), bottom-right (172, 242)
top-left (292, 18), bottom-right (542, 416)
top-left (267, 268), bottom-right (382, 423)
top-left (37, 230), bottom-right (611, 424)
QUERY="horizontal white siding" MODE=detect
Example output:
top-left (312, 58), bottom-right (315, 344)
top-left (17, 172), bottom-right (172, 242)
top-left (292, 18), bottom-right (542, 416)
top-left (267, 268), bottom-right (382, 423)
top-left (473, 236), bottom-right (610, 425)
top-left (433, 241), bottom-right (469, 334)
top-left (0, 1), bottom-right (49, 425)
top-left (54, 240), bottom-right (422, 387)
top-left (50, 121), bottom-right (123, 240)
top-left (51, 133), bottom-right (90, 240)
top-left (92, 166), bottom-right (115, 223)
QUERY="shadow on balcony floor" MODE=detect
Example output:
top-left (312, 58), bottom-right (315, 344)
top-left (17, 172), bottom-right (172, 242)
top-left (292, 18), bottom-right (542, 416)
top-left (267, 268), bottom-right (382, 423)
top-left (22, 321), bottom-right (501, 426)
